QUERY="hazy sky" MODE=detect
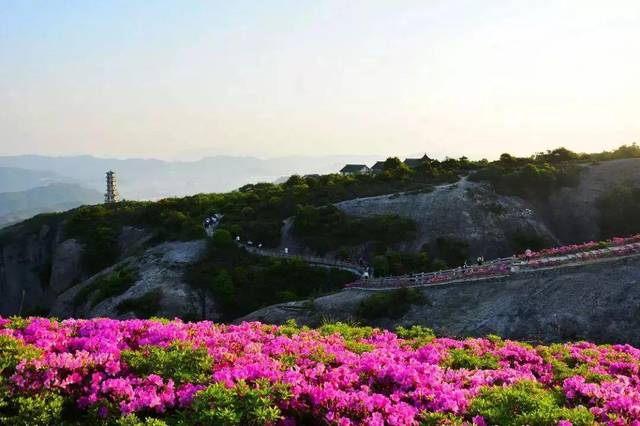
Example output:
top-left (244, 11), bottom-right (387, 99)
top-left (1, 1), bottom-right (639, 160)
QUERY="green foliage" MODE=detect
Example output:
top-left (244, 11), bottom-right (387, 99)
top-left (292, 205), bottom-right (416, 255)
top-left (357, 287), bottom-right (427, 321)
top-left (420, 412), bottom-right (465, 426)
top-left (211, 270), bottom-right (235, 306)
top-left (121, 341), bottom-right (213, 385)
top-left (176, 380), bottom-right (289, 426)
top-left (468, 381), bottom-right (594, 426)
top-left (211, 229), bottom-right (234, 249)
top-left (431, 237), bottom-right (470, 268)
top-left (396, 325), bottom-right (436, 348)
top-left (275, 319), bottom-right (310, 337)
top-left (185, 247), bottom-right (356, 320)
top-left (116, 289), bottom-right (164, 318)
top-left (374, 251), bottom-right (433, 277)
top-left (0, 335), bottom-right (42, 377)
top-left (443, 348), bottom-right (500, 370)
top-left (471, 150), bottom-right (583, 200)
top-left (510, 232), bottom-right (550, 253)
top-left (0, 391), bottom-right (66, 426)
top-left (318, 321), bottom-right (375, 340)
top-left (73, 266), bottom-right (139, 308)
top-left (115, 414), bottom-right (169, 426)
top-left (0, 336), bottom-right (65, 425)
top-left (65, 204), bottom-right (122, 274)
top-left (597, 186), bottom-right (640, 239)
top-left (343, 340), bottom-right (375, 354)
top-left (537, 344), bottom-right (613, 384)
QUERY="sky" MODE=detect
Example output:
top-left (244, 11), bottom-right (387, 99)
top-left (1, 0), bottom-right (639, 161)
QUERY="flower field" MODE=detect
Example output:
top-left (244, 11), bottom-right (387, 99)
top-left (1, 318), bottom-right (640, 425)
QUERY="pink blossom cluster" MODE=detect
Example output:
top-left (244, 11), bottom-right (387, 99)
top-left (518, 234), bottom-right (640, 260)
top-left (3, 317), bottom-right (640, 425)
top-left (348, 234), bottom-right (640, 289)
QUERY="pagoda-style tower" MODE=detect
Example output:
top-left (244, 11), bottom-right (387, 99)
top-left (104, 170), bottom-right (119, 203)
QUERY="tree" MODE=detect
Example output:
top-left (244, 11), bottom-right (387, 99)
top-left (372, 255), bottom-right (390, 277)
top-left (212, 229), bottom-right (233, 250)
top-left (212, 270), bottom-right (235, 305)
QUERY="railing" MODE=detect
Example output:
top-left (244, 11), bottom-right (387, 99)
top-left (347, 242), bottom-right (640, 290)
top-left (242, 245), bottom-right (367, 274)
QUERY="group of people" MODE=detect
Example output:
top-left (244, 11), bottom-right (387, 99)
top-left (202, 214), bottom-right (223, 229)
top-left (235, 235), bottom-right (263, 249)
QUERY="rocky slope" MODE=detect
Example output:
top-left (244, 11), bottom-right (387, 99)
top-left (0, 219), bottom-right (78, 316)
top-left (239, 253), bottom-right (640, 345)
top-left (50, 240), bottom-right (220, 320)
top-left (0, 209), bottom-right (219, 319)
top-left (546, 158), bottom-right (640, 242)
top-left (334, 177), bottom-right (557, 259)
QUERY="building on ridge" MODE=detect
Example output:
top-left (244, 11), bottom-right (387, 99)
top-left (403, 154), bottom-right (432, 169)
top-left (370, 161), bottom-right (386, 174)
top-left (339, 164), bottom-right (371, 176)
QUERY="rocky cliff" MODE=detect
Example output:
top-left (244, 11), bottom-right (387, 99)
top-left (0, 219), bottom-right (81, 316)
top-left (334, 177), bottom-right (558, 259)
top-left (50, 240), bottom-right (220, 320)
top-left (239, 253), bottom-right (640, 345)
top-left (0, 207), bottom-right (220, 318)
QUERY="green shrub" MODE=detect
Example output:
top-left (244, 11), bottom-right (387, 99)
top-left (121, 341), bottom-right (213, 385)
top-left (420, 412), bottom-right (465, 425)
top-left (73, 266), bottom-right (139, 308)
top-left (537, 344), bottom-right (613, 384)
top-left (396, 325), bottom-right (436, 348)
top-left (597, 186), bottom-right (640, 239)
top-left (318, 321), bottom-right (375, 340)
top-left (443, 348), bottom-right (500, 370)
top-left (175, 380), bottom-right (290, 426)
top-left (186, 251), bottom-right (356, 321)
top-left (468, 381), bottom-right (594, 426)
top-left (292, 205), bottom-right (417, 255)
top-left (116, 289), bottom-right (164, 318)
top-left (357, 287), bottom-right (426, 321)
top-left (0, 335), bottom-right (42, 376)
top-left (510, 232), bottom-right (550, 254)
top-left (115, 414), bottom-right (169, 426)
top-left (0, 391), bottom-right (66, 426)
top-left (431, 237), bottom-right (469, 268)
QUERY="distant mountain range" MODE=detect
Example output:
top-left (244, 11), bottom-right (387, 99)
top-left (0, 154), bottom-right (380, 199)
top-left (0, 154), bottom-right (380, 227)
top-left (0, 183), bottom-right (102, 228)
top-left (0, 167), bottom-right (74, 193)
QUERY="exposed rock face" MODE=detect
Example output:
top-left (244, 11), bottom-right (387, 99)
top-left (239, 254), bottom-right (640, 345)
top-left (50, 240), bottom-right (220, 320)
top-left (0, 223), bottom-right (153, 316)
top-left (546, 158), bottom-right (640, 243)
top-left (49, 238), bottom-right (85, 295)
top-left (333, 178), bottom-right (558, 259)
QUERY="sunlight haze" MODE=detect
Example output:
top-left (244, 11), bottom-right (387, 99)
top-left (1, 0), bottom-right (639, 160)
